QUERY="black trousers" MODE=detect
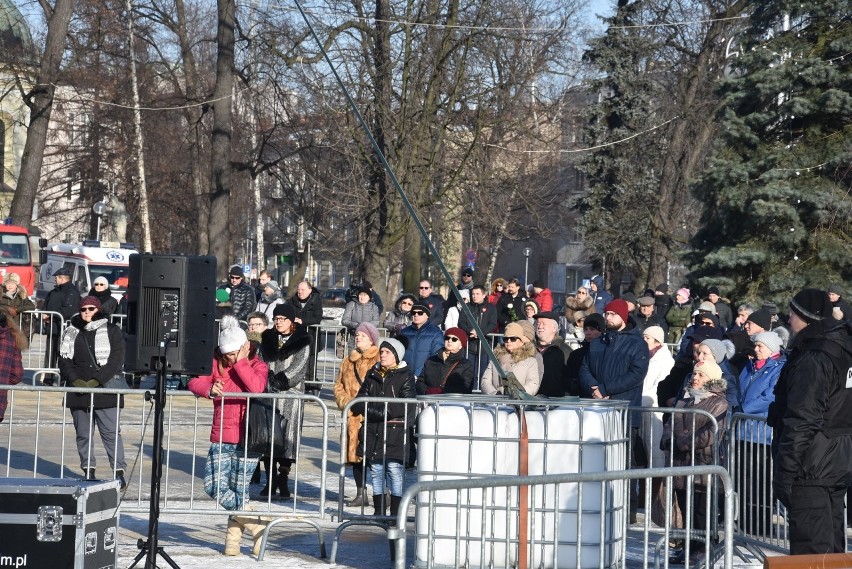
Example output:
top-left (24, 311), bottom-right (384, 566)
top-left (788, 485), bottom-right (847, 555)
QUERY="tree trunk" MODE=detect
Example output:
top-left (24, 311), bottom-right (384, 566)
top-left (9, 0), bottom-right (77, 227)
top-left (208, 0), bottom-right (237, 276)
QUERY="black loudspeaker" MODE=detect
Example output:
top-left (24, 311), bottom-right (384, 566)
top-left (125, 254), bottom-right (217, 375)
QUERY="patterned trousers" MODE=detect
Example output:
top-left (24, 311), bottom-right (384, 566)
top-left (203, 443), bottom-right (261, 511)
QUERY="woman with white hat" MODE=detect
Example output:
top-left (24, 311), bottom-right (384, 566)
top-left (640, 326), bottom-right (674, 469)
top-left (188, 315), bottom-right (269, 556)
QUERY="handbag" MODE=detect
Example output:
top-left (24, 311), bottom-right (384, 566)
top-left (247, 398), bottom-right (286, 456)
top-left (424, 361), bottom-right (460, 395)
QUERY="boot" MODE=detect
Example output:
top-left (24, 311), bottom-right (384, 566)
top-left (84, 468), bottom-right (96, 481)
top-left (389, 495), bottom-right (402, 527)
top-left (277, 465), bottom-right (291, 499)
top-left (372, 494), bottom-right (386, 517)
top-left (224, 516), bottom-right (243, 556)
top-left (238, 515), bottom-right (270, 557)
top-left (250, 462), bottom-right (263, 484)
top-left (346, 487), bottom-right (369, 508)
top-left (115, 469), bottom-right (127, 490)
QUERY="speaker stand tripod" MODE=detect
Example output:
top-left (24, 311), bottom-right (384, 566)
top-left (129, 356), bottom-right (180, 569)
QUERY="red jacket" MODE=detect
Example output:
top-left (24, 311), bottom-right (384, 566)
top-left (533, 288), bottom-right (554, 312)
top-left (188, 354), bottom-right (268, 444)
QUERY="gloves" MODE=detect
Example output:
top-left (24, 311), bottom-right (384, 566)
top-left (72, 379), bottom-right (100, 388)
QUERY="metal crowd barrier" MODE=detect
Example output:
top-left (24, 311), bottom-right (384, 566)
top-left (391, 466), bottom-right (735, 569)
top-left (16, 309), bottom-right (65, 381)
top-left (0, 383), bottom-right (331, 557)
top-left (308, 325), bottom-right (391, 388)
top-left (332, 396), bottom-right (630, 564)
top-left (728, 412), bottom-right (788, 557)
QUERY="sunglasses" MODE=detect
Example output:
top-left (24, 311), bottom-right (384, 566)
top-left (400, 301), bottom-right (413, 305)
top-left (80, 306), bottom-right (97, 312)
top-left (229, 275), bottom-right (242, 280)
top-left (504, 336), bottom-right (521, 343)
top-left (444, 336), bottom-right (459, 343)
top-left (94, 283), bottom-right (107, 287)
top-left (576, 319), bottom-right (585, 324)
top-left (419, 286), bottom-right (430, 290)
top-left (411, 310), bottom-right (426, 316)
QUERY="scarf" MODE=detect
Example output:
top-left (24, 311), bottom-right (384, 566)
top-left (687, 386), bottom-right (712, 403)
top-left (60, 319), bottom-right (111, 365)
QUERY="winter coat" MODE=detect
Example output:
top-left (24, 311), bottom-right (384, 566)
top-left (736, 354), bottom-right (786, 445)
top-left (43, 281), bottom-right (81, 333)
top-left (495, 292), bottom-right (529, 331)
top-left (665, 302), bottom-right (693, 344)
top-left (641, 346), bottom-right (674, 468)
top-left (416, 349), bottom-right (474, 394)
top-left (383, 301), bottom-right (414, 337)
top-left (590, 276), bottom-right (612, 315)
top-left (334, 344), bottom-right (380, 464)
top-left (661, 378), bottom-right (728, 489)
top-left (187, 352), bottom-right (269, 445)
top-left (257, 291), bottom-right (284, 322)
top-left (353, 362), bottom-right (416, 464)
top-left (229, 282), bottom-right (257, 321)
top-left (59, 314), bottom-right (126, 410)
top-left (86, 286), bottom-right (117, 317)
top-left (579, 317), bottom-right (650, 415)
top-left (259, 325), bottom-right (312, 461)
top-left (399, 322), bottom-right (444, 377)
top-left (0, 324), bottom-right (23, 422)
top-left (341, 300), bottom-right (380, 332)
top-left (712, 299), bottom-right (733, 331)
top-left (564, 294), bottom-right (595, 322)
top-left (536, 336), bottom-right (572, 397)
top-left (457, 301), bottom-right (497, 353)
top-left (416, 292), bottom-right (446, 328)
top-left (0, 284), bottom-right (35, 317)
top-left (532, 288), bottom-right (554, 312)
top-left (635, 312), bottom-right (669, 336)
top-left (564, 341), bottom-right (589, 397)
top-left (288, 288), bottom-right (324, 328)
top-left (480, 342), bottom-right (542, 396)
top-left (768, 318), bottom-right (852, 507)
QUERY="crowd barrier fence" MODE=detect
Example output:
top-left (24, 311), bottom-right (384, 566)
top-left (0, 383), bottom-right (331, 558)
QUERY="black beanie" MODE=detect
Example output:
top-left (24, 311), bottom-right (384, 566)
top-left (746, 308), bottom-right (772, 331)
top-left (583, 313), bottom-right (606, 332)
top-left (273, 303), bottom-right (297, 321)
top-left (790, 288), bottom-right (833, 323)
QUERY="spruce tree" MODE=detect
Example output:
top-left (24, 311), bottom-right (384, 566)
top-left (689, 1), bottom-right (851, 306)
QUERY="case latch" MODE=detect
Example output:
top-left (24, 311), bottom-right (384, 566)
top-left (37, 505), bottom-right (63, 542)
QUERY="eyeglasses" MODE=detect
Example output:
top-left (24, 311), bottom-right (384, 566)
top-left (419, 286), bottom-right (430, 290)
top-left (400, 301), bottom-right (413, 306)
top-left (248, 322), bottom-right (265, 328)
top-left (576, 291), bottom-right (587, 295)
top-left (444, 336), bottom-right (459, 343)
top-left (504, 336), bottom-right (521, 343)
top-left (576, 319), bottom-right (585, 325)
top-left (80, 306), bottom-right (97, 312)
top-left (411, 310), bottom-right (426, 316)
top-left (273, 317), bottom-right (289, 322)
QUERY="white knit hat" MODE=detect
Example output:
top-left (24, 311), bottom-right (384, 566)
top-left (218, 315), bottom-right (247, 353)
top-left (643, 326), bottom-right (665, 346)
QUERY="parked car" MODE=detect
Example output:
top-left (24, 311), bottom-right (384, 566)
top-left (322, 288), bottom-right (347, 323)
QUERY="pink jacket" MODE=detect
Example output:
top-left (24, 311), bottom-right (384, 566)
top-left (188, 355), bottom-right (269, 444)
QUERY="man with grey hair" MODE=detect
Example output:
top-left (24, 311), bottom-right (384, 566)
top-left (533, 311), bottom-right (572, 397)
top-left (730, 303), bottom-right (755, 333)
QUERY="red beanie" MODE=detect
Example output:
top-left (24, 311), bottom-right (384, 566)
top-left (443, 327), bottom-right (468, 349)
top-left (604, 299), bottom-right (629, 323)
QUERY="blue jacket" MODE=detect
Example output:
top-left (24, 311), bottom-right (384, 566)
top-left (736, 354), bottom-right (786, 444)
top-left (399, 322), bottom-right (444, 377)
top-left (590, 276), bottom-right (613, 314)
top-left (579, 318), bottom-right (649, 421)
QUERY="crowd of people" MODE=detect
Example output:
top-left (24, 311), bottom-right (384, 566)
top-left (3, 262), bottom-right (850, 559)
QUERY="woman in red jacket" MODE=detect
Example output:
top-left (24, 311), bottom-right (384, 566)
top-left (188, 315), bottom-right (269, 556)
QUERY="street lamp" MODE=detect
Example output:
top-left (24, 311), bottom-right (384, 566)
top-left (523, 247), bottom-right (532, 288)
top-left (305, 229), bottom-right (315, 284)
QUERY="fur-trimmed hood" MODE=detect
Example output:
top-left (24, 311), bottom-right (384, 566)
top-left (494, 340), bottom-right (537, 363)
top-left (565, 295), bottom-right (594, 312)
top-left (259, 324), bottom-right (311, 361)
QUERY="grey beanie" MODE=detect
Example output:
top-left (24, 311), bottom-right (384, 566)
top-left (700, 339), bottom-right (727, 364)
top-left (753, 331), bottom-right (783, 355)
top-left (380, 338), bottom-right (406, 364)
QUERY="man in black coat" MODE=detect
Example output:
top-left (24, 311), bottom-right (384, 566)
top-left (457, 285), bottom-right (497, 383)
top-left (533, 311), bottom-right (572, 397)
top-left (416, 280), bottom-right (445, 328)
top-left (288, 280), bottom-right (324, 393)
top-left (227, 266), bottom-right (256, 321)
top-left (43, 266), bottom-right (82, 369)
top-left (768, 289), bottom-right (852, 555)
top-left (495, 278), bottom-right (528, 332)
top-left (635, 296), bottom-right (668, 335)
top-left (564, 313), bottom-right (605, 397)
